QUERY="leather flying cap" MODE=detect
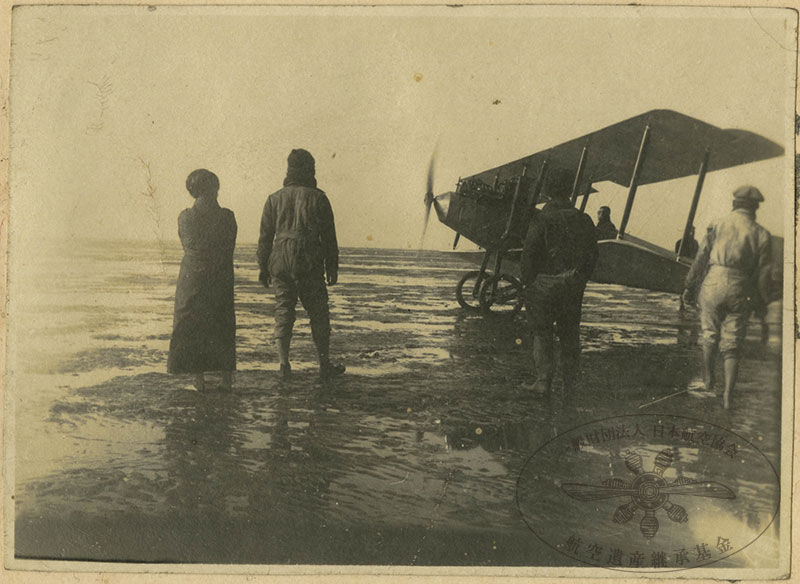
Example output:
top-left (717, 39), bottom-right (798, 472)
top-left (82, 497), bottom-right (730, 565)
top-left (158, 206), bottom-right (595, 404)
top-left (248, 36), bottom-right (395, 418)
top-left (732, 185), bottom-right (764, 202)
top-left (287, 148), bottom-right (315, 171)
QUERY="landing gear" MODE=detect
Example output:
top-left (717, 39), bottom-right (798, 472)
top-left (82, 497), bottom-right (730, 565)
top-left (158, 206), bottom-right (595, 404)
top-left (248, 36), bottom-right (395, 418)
top-left (479, 273), bottom-right (524, 316)
top-left (456, 270), bottom-right (483, 310)
top-left (455, 250), bottom-right (524, 317)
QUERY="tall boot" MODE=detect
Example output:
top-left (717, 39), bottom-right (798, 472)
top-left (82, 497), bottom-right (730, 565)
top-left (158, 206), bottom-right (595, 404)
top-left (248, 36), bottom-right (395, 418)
top-left (562, 352), bottom-right (579, 395)
top-left (702, 344), bottom-right (718, 393)
top-left (722, 357), bottom-right (739, 410)
top-left (312, 325), bottom-right (344, 380)
top-left (560, 325), bottom-right (581, 396)
top-left (276, 337), bottom-right (291, 380)
top-left (532, 335), bottom-right (554, 393)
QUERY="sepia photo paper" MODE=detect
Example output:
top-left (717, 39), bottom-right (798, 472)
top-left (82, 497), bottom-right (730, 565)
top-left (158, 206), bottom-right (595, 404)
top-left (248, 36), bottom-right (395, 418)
top-left (1, 2), bottom-right (797, 583)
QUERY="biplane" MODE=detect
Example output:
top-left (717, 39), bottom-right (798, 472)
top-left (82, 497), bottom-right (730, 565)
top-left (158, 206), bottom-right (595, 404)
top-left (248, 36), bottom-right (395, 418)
top-left (422, 109), bottom-right (784, 315)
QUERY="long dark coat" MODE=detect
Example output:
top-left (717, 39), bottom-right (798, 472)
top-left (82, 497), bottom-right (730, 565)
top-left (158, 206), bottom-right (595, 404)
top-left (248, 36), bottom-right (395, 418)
top-left (167, 198), bottom-right (237, 374)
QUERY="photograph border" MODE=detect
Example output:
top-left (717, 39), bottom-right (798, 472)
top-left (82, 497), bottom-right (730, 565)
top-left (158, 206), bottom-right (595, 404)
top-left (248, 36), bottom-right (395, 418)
top-left (0, 2), bottom-right (796, 583)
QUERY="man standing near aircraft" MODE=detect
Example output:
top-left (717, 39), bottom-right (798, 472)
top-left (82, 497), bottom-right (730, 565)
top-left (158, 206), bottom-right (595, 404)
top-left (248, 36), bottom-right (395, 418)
top-left (521, 168), bottom-right (599, 394)
top-left (595, 206), bottom-right (618, 240)
top-left (258, 148), bottom-right (345, 382)
top-left (682, 186), bottom-right (771, 409)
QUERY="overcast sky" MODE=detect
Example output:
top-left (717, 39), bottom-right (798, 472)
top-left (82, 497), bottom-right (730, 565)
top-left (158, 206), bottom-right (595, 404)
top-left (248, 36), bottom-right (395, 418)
top-left (9, 5), bottom-right (795, 251)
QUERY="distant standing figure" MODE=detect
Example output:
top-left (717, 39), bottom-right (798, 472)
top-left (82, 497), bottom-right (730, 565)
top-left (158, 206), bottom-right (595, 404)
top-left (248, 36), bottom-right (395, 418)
top-left (595, 206), bottom-right (618, 240)
top-left (521, 168), bottom-right (599, 394)
top-left (258, 149), bottom-right (345, 381)
top-left (167, 169), bottom-right (237, 392)
top-left (682, 186), bottom-right (771, 409)
top-left (675, 225), bottom-right (699, 259)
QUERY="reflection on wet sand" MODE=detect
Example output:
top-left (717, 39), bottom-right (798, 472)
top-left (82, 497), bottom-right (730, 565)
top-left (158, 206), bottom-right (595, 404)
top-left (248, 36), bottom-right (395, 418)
top-left (12, 242), bottom-right (783, 566)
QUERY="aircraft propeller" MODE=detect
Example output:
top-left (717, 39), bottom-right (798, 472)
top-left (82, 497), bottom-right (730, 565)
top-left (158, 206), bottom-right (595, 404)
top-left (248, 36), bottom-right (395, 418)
top-left (420, 151), bottom-right (436, 247)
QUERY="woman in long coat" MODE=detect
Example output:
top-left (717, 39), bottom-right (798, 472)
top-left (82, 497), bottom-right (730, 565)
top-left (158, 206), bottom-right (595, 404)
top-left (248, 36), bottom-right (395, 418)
top-left (167, 169), bottom-right (237, 391)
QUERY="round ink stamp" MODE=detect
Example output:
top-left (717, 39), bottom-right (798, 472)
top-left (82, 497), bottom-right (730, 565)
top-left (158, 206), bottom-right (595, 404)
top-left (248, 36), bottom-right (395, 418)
top-left (515, 414), bottom-right (779, 571)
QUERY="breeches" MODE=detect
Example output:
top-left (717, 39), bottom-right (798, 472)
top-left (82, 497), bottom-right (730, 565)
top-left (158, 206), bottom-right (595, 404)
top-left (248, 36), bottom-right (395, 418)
top-left (273, 274), bottom-right (330, 341)
top-left (698, 268), bottom-right (751, 358)
top-left (525, 280), bottom-right (584, 357)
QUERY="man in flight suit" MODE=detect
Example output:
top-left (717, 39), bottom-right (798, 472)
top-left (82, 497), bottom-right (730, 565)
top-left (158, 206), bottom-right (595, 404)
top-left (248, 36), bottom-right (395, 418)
top-left (258, 149), bottom-right (345, 381)
top-left (521, 168), bottom-right (599, 394)
top-left (682, 186), bottom-right (771, 409)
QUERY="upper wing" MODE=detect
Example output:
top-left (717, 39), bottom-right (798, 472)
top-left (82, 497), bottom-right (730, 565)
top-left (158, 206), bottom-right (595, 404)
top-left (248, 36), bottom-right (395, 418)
top-left (464, 109), bottom-right (784, 188)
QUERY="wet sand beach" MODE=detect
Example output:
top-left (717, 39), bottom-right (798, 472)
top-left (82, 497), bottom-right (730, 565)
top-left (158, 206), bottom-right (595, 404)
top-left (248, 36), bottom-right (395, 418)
top-left (10, 240), bottom-right (783, 567)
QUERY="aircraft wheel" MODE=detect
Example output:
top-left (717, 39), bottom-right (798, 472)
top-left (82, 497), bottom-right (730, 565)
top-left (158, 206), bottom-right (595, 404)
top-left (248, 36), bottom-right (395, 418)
top-left (456, 270), bottom-right (485, 311)
top-left (479, 274), bottom-right (524, 316)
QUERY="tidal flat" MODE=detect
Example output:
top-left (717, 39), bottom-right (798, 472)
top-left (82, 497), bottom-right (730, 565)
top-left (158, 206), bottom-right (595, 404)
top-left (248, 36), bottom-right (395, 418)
top-left (9, 241), bottom-right (783, 567)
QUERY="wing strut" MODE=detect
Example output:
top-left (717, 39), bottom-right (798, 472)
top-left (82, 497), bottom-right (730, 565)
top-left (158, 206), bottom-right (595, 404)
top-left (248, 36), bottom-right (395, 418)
top-left (579, 189), bottom-right (590, 212)
top-left (570, 145), bottom-right (589, 206)
top-left (618, 125), bottom-right (651, 239)
top-left (501, 164), bottom-right (529, 241)
top-left (526, 159), bottom-right (550, 218)
top-left (677, 148), bottom-right (710, 260)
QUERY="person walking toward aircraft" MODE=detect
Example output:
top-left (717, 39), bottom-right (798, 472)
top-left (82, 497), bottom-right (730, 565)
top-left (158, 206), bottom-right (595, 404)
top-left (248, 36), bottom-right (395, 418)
top-left (521, 168), bottom-right (599, 394)
top-left (595, 206), bottom-right (618, 240)
top-left (167, 169), bottom-right (237, 392)
top-left (258, 149), bottom-right (345, 382)
top-left (682, 186), bottom-right (772, 409)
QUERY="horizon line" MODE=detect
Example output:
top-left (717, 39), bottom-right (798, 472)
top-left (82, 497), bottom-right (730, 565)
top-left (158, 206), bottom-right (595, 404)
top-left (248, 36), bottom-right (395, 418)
top-left (30, 236), bottom-right (475, 253)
